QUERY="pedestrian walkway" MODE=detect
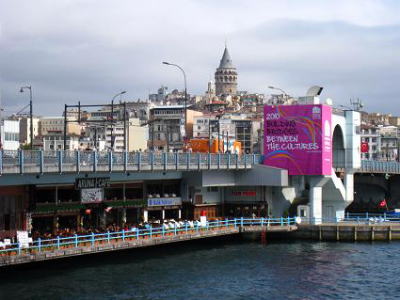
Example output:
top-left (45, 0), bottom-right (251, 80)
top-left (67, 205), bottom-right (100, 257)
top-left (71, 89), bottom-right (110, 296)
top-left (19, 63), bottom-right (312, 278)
top-left (0, 217), bottom-right (296, 267)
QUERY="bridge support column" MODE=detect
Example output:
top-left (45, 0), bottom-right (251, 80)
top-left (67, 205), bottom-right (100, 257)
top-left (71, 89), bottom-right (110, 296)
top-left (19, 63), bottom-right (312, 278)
top-left (161, 209), bottom-right (165, 220)
top-left (344, 172), bottom-right (354, 204)
top-left (178, 209), bottom-right (182, 219)
top-left (143, 210), bottom-right (148, 223)
top-left (100, 210), bottom-right (106, 229)
top-left (121, 208), bottom-right (127, 226)
top-left (310, 186), bottom-right (323, 225)
top-left (309, 176), bottom-right (329, 225)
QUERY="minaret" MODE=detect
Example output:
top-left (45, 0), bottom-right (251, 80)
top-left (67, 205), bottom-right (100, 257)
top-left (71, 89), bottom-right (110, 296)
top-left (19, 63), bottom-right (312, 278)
top-left (214, 46), bottom-right (238, 96)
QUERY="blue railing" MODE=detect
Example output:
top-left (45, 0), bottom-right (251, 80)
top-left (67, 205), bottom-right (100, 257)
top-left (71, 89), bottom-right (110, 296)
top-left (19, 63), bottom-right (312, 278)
top-left (0, 150), bottom-right (262, 174)
top-left (300, 213), bottom-right (400, 224)
top-left (3, 150), bottom-right (400, 175)
top-left (0, 217), bottom-right (295, 257)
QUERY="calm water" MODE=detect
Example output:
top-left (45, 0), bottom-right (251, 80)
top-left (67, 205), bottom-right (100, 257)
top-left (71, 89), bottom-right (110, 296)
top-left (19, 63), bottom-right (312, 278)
top-left (1, 238), bottom-right (400, 300)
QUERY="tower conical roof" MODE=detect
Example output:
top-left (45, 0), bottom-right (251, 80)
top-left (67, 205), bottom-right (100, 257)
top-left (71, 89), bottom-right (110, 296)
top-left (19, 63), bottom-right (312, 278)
top-left (219, 47), bottom-right (234, 69)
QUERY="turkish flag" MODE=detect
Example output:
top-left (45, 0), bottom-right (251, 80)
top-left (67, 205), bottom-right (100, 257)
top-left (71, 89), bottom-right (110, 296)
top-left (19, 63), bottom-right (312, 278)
top-left (361, 142), bottom-right (369, 153)
top-left (379, 199), bottom-right (387, 207)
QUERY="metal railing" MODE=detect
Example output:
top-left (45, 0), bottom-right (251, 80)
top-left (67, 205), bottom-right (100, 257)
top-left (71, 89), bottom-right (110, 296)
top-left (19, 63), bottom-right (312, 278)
top-left (0, 150), bottom-right (262, 175)
top-left (300, 213), bottom-right (400, 224)
top-left (0, 217), bottom-right (295, 257)
top-left (360, 160), bottom-right (400, 174)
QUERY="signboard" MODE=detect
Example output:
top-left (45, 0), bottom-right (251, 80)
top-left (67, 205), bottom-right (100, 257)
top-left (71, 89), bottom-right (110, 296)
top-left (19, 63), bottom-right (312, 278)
top-left (232, 191), bottom-right (257, 197)
top-left (17, 231), bottom-right (30, 248)
top-left (81, 188), bottom-right (104, 203)
top-left (148, 197), bottom-right (182, 207)
top-left (75, 177), bottom-right (110, 189)
top-left (264, 104), bottom-right (332, 175)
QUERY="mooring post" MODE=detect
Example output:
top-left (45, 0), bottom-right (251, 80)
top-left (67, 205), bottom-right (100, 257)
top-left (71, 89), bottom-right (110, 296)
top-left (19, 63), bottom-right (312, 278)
top-left (336, 225), bottom-right (340, 241)
top-left (319, 226), bottom-right (322, 241)
top-left (354, 226), bottom-right (357, 242)
top-left (371, 226), bottom-right (375, 241)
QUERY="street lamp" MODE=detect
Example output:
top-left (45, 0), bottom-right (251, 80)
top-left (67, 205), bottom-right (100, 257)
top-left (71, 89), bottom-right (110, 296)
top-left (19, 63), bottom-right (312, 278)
top-left (110, 91), bottom-right (127, 151)
top-left (20, 86), bottom-right (33, 149)
top-left (162, 61), bottom-right (188, 139)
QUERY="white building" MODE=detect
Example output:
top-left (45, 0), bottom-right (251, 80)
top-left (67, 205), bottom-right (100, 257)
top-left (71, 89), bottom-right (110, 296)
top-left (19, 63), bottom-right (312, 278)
top-left (85, 118), bottom-right (146, 152)
top-left (379, 126), bottom-right (399, 161)
top-left (1, 120), bottom-right (20, 150)
top-left (19, 117), bottom-right (40, 145)
top-left (360, 125), bottom-right (380, 160)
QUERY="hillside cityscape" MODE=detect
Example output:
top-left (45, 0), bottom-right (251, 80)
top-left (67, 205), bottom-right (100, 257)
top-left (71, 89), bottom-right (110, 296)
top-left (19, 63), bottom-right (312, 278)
top-left (0, 46), bottom-right (397, 162)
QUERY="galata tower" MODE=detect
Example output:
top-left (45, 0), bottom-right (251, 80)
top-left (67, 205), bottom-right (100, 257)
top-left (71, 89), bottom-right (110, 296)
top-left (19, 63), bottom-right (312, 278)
top-left (214, 46), bottom-right (238, 96)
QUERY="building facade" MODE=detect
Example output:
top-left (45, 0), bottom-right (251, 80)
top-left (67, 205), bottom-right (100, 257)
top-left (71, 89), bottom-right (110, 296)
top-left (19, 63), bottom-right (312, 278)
top-left (19, 117), bottom-right (40, 145)
top-left (1, 120), bottom-right (20, 150)
top-left (148, 106), bottom-right (202, 151)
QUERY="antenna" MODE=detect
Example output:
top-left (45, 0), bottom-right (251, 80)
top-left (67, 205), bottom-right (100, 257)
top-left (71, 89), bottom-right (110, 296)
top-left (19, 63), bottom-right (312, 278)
top-left (350, 98), bottom-right (364, 111)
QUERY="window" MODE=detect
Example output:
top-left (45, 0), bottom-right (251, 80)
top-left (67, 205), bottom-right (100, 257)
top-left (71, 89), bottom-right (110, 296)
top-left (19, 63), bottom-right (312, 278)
top-left (207, 187), bottom-right (218, 193)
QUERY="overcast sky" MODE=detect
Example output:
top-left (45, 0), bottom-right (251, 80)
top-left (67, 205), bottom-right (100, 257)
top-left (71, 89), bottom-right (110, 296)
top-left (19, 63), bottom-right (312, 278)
top-left (0, 0), bottom-right (399, 116)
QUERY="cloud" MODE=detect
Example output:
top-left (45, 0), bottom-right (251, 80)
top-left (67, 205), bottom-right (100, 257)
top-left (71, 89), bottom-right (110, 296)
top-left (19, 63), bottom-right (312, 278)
top-left (0, 0), bottom-right (399, 115)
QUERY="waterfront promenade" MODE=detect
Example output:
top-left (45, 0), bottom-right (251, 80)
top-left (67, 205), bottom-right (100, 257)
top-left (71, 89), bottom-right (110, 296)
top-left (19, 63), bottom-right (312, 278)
top-left (0, 217), bottom-right (297, 267)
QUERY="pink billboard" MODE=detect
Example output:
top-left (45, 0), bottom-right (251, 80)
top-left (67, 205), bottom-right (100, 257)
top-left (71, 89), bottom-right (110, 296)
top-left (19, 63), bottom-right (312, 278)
top-left (263, 104), bottom-right (332, 175)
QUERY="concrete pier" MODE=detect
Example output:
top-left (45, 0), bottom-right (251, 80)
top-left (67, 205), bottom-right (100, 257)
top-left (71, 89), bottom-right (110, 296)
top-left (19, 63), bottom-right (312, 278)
top-left (294, 223), bottom-right (400, 241)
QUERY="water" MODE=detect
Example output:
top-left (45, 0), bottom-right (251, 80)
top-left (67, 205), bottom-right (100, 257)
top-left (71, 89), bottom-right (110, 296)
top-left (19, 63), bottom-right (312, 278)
top-left (1, 238), bottom-right (400, 300)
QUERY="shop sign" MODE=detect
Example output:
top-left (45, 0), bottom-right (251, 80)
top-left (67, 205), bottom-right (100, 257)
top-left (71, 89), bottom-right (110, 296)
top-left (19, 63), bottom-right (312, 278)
top-left (81, 188), bottom-right (104, 203)
top-left (232, 191), bottom-right (257, 197)
top-left (148, 197), bottom-right (182, 207)
top-left (75, 177), bottom-right (110, 189)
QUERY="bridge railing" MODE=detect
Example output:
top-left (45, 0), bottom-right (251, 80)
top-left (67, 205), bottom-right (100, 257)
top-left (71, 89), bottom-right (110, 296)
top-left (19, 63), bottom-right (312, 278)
top-left (0, 150), bottom-right (262, 175)
top-left (0, 217), bottom-right (295, 257)
top-left (360, 160), bottom-right (400, 173)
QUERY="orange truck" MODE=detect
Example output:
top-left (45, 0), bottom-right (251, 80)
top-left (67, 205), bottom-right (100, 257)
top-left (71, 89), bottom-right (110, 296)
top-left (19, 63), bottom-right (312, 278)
top-left (187, 138), bottom-right (241, 154)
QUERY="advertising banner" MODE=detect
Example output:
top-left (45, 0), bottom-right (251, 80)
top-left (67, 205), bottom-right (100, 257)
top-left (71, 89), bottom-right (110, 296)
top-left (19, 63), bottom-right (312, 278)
top-left (263, 104), bottom-right (332, 175)
top-left (81, 188), bottom-right (104, 203)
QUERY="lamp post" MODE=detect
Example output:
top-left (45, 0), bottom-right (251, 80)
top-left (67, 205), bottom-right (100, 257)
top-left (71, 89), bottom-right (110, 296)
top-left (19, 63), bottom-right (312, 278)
top-left (268, 86), bottom-right (289, 104)
top-left (20, 86), bottom-right (33, 149)
top-left (110, 91), bottom-right (126, 150)
top-left (162, 62), bottom-right (187, 139)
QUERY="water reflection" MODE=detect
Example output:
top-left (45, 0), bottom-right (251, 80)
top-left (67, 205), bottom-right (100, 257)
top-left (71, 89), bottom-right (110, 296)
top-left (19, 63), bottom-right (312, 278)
top-left (1, 240), bottom-right (400, 300)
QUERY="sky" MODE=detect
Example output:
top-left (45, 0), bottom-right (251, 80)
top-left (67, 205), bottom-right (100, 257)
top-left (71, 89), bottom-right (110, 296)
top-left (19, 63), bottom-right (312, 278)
top-left (0, 0), bottom-right (399, 116)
